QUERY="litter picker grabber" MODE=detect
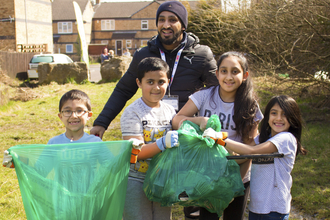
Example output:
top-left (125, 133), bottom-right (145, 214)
top-left (226, 153), bottom-right (284, 160)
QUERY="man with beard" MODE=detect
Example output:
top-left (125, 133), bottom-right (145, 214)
top-left (91, 1), bottom-right (218, 138)
top-left (91, 2), bottom-right (218, 219)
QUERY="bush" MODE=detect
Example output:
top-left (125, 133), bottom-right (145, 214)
top-left (188, 0), bottom-right (330, 79)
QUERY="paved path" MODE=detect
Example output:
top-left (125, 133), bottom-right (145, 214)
top-left (89, 64), bottom-right (102, 83)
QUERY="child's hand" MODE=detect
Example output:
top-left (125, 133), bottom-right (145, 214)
top-left (2, 150), bottom-right (14, 168)
top-left (156, 131), bottom-right (179, 151)
top-left (128, 138), bottom-right (144, 164)
top-left (178, 118), bottom-right (188, 128)
top-left (129, 138), bottom-right (144, 150)
top-left (202, 128), bottom-right (228, 146)
top-left (178, 117), bottom-right (209, 131)
top-left (199, 117), bottom-right (209, 131)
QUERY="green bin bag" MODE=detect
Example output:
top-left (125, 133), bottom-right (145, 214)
top-left (8, 141), bottom-right (132, 220)
top-left (143, 115), bottom-right (245, 216)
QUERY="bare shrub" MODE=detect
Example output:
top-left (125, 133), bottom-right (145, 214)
top-left (188, 0), bottom-right (330, 80)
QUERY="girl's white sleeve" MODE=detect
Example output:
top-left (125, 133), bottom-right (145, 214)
top-left (189, 90), bottom-right (206, 111)
top-left (268, 132), bottom-right (297, 155)
top-left (268, 132), bottom-right (297, 168)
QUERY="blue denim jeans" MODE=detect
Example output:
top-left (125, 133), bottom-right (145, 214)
top-left (249, 211), bottom-right (289, 220)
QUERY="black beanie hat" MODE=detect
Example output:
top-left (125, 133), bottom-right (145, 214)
top-left (156, 1), bottom-right (188, 29)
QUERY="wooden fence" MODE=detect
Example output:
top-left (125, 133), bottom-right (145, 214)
top-left (0, 51), bottom-right (39, 79)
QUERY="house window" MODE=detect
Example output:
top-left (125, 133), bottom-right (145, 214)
top-left (58, 22), bottom-right (72, 33)
top-left (126, 40), bottom-right (132, 49)
top-left (101, 20), bottom-right (115, 30)
top-left (141, 40), bottom-right (148, 47)
top-left (66, 44), bottom-right (73, 53)
top-left (141, 20), bottom-right (148, 30)
top-left (101, 40), bottom-right (109, 45)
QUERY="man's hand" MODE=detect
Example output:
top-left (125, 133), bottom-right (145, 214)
top-left (202, 128), bottom-right (228, 146)
top-left (156, 131), bottom-right (179, 151)
top-left (90, 125), bottom-right (106, 139)
top-left (3, 150), bottom-right (14, 168)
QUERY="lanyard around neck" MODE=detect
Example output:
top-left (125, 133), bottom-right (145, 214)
top-left (159, 47), bottom-right (184, 96)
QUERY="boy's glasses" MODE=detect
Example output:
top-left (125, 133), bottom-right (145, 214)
top-left (61, 110), bottom-right (88, 117)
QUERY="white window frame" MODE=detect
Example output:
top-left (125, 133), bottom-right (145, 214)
top-left (101, 20), bottom-right (115, 30)
top-left (141, 20), bottom-right (148, 30)
top-left (126, 40), bottom-right (132, 49)
top-left (66, 44), bottom-right (73, 53)
top-left (101, 40), bottom-right (109, 45)
top-left (58, 22), bottom-right (72, 34)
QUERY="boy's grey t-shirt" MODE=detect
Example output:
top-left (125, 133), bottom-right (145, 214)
top-left (120, 98), bottom-right (176, 182)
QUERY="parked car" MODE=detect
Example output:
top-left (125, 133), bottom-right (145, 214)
top-left (27, 53), bottom-right (74, 78)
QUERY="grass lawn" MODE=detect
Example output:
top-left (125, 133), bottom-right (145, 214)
top-left (0, 76), bottom-right (329, 219)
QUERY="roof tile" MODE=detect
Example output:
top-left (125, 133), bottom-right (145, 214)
top-left (93, 2), bottom-right (152, 19)
top-left (52, 0), bottom-right (89, 20)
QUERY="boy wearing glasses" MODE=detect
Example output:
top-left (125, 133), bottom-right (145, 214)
top-left (48, 89), bottom-right (101, 144)
top-left (3, 89), bottom-right (101, 168)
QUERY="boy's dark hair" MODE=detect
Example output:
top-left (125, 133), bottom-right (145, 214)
top-left (259, 95), bottom-right (307, 155)
top-left (137, 57), bottom-right (170, 82)
top-left (59, 89), bottom-right (91, 112)
top-left (210, 51), bottom-right (258, 142)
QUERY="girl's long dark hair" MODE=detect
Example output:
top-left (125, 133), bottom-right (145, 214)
top-left (211, 51), bottom-right (258, 141)
top-left (259, 95), bottom-right (307, 156)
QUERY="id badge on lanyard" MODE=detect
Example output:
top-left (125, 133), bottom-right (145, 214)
top-left (162, 95), bottom-right (179, 111)
top-left (159, 48), bottom-right (183, 111)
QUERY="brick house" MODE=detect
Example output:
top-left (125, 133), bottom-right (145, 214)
top-left (0, 0), bottom-right (53, 53)
top-left (91, 1), bottom-right (162, 56)
top-left (52, 0), bottom-right (94, 61)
